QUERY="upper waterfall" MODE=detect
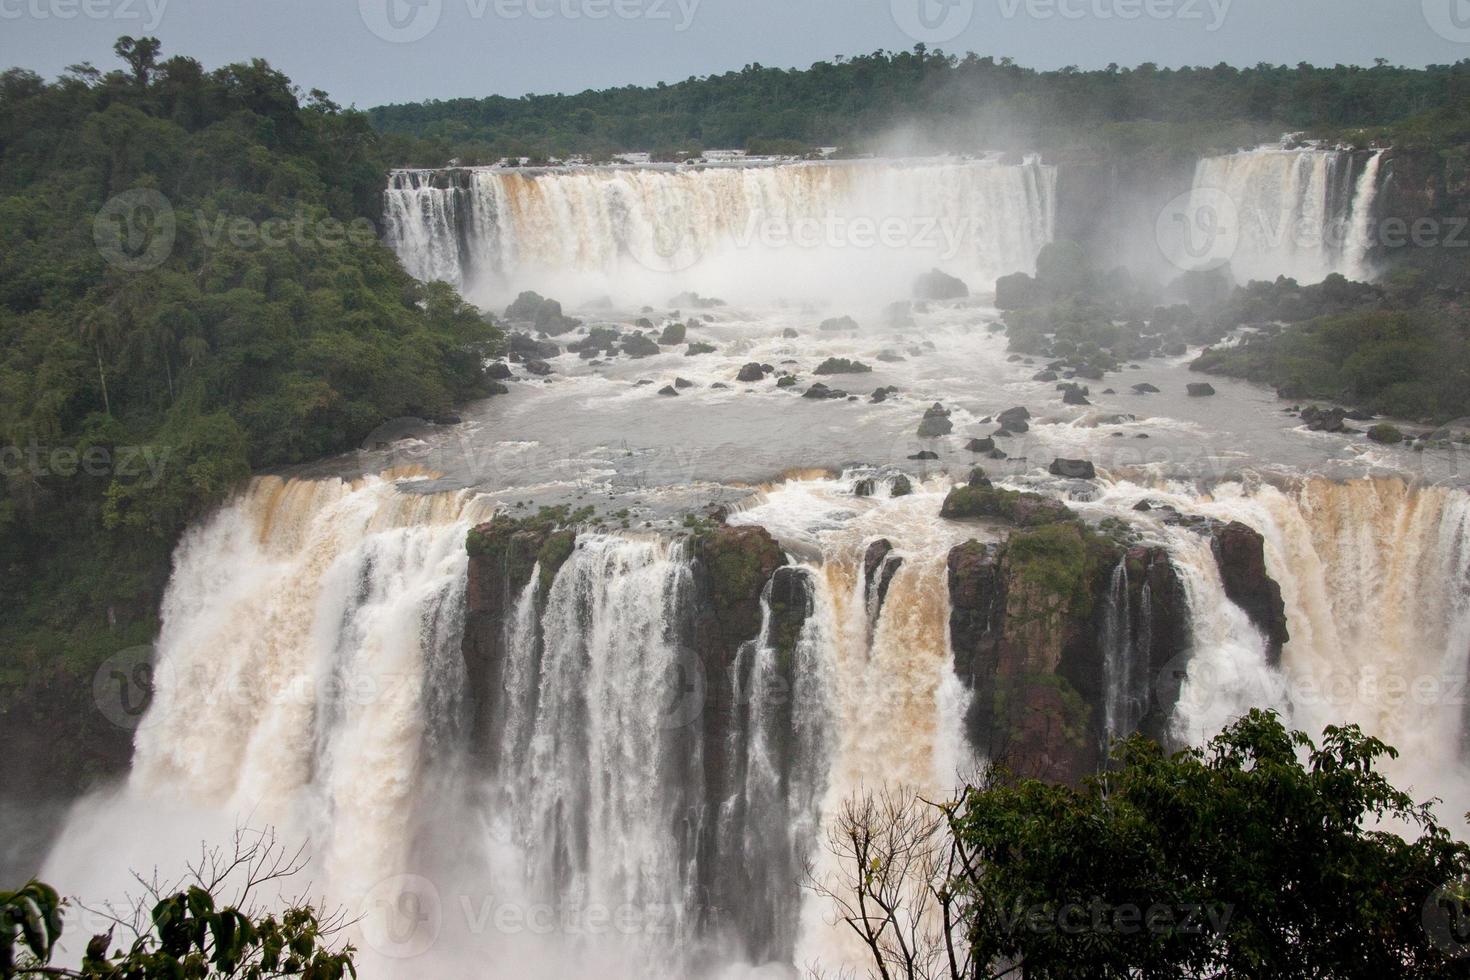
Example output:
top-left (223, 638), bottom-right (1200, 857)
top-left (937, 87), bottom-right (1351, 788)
top-left (1170, 147), bottom-right (1384, 285)
top-left (383, 158), bottom-right (1057, 305)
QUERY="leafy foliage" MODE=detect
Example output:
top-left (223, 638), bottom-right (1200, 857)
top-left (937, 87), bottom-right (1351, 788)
top-left (0, 39), bottom-right (501, 786)
top-left (368, 51), bottom-right (1470, 165)
top-left (817, 711), bottom-right (1470, 979)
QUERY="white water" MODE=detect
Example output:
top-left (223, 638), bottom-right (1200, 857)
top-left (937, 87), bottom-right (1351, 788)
top-left (384, 159), bottom-right (1056, 307)
top-left (1089, 476), bottom-right (1470, 824)
top-left (1175, 148), bottom-right (1383, 284)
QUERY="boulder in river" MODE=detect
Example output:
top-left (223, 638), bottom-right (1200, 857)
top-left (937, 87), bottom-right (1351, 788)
top-left (819, 315), bottom-right (859, 332)
top-left (658, 322), bottom-right (687, 345)
top-left (1131, 382), bottom-right (1160, 393)
top-left (1062, 387), bottom-right (1091, 406)
top-left (1048, 458), bottom-right (1097, 480)
top-left (997, 406), bottom-right (1031, 430)
top-left (966, 436), bottom-right (995, 453)
top-left (657, 385), bottom-right (679, 396)
top-left (1186, 382), bottom-right (1216, 397)
top-left (912, 267), bottom-right (969, 300)
top-left (814, 357), bottom-right (872, 375)
top-left (487, 361), bottom-right (513, 380)
top-left (917, 403), bottom-right (954, 438)
top-left (803, 383), bottom-right (847, 400)
top-left (524, 359), bottom-right (553, 376)
top-left (737, 362), bottom-right (767, 383)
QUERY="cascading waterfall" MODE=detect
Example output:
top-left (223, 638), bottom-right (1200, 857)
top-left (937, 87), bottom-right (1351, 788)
top-left (43, 471), bottom-right (494, 932)
top-left (1101, 558), bottom-right (1142, 740)
top-left (1112, 477), bottom-right (1470, 822)
top-left (384, 159), bottom-right (1056, 303)
top-left (1178, 148), bottom-right (1383, 284)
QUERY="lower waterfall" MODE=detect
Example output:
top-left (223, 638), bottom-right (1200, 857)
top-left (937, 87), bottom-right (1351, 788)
top-left (40, 469), bottom-right (1470, 976)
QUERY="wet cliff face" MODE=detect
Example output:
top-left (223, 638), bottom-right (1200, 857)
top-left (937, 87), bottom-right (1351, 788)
top-left (1212, 521), bottom-right (1289, 665)
top-left (460, 516), bottom-right (803, 963)
top-left (946, 513), bottom-right (1295, 785)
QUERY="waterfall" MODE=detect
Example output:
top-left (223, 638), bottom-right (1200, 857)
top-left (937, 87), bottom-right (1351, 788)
top-left (384, 159), bottom-right (1057, 303)
top-left (1101, 558), bottom-right (1139, 740)
top-left (1177, 148), bottom-right (1381, 284)
top-left (1144, 477), bottom-right (1470, 821)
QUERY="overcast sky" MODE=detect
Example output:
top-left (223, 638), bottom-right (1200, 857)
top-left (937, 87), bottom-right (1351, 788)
top-left (1, 0), bottom-right (1466, 108)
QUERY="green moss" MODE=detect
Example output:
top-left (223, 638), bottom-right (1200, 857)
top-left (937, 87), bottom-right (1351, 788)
top-left (1367, 423), bottom-right (1405, 444)
top-left (537, 530), bottom-right (577, 593)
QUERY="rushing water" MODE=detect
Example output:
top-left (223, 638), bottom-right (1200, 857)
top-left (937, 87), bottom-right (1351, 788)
top-left (1172, 147), bottom-right (1384, 285)
top-left (384, 158), bottom-right (1057, 306)
top-left (37, 156), bottom-right (1470, 978)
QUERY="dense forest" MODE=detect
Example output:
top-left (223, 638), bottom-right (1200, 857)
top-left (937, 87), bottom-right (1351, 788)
top-left (0, 39), bottom-right (501, 791)
top-left (369, 49), bottom-right (1470, 165)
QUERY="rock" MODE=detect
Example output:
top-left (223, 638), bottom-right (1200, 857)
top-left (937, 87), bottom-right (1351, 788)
top-left (876, 351), bottom-right (906, 363)
top-left (940, 485), bottom-right (1072, 525)
top-left (694, 524), bottom-right (787, 648)
top-left (819, 315), bottom-right (859, 332)
top-left (686, 342), bottom-right (717, 356)
top-left (966, 437), bottom-right (995, 453)
top-left (912, 267), bottom-right (969, 300)
top-left (1101, 388), bottom-right (1116, 395)
top-left (777, 375), bottom-right (800, 388)
top-left (890, 475), bottom-right (913, 497)
top-left (814, 357), bottom-right (872, 375)
top-left (803, 383), bottom-right (847, 400)
top-left (710, 382), bottom-right (730, 389)
top-left (863, 539), bottom-right (904, 618)
top-left (658, 322), bottom-right (687, 345)
top-left (870, 385), bottom-right (898, 403)
top-left (1048, 458), bottom-right (1096, 479)
top-left (505, 290), bottom-right (548, 321)
top-left (1032, 370), bottom-right (1059, 382)
top-left (657, 385), bottom-right (679, 396)
top-left (1186, 382), bottom-right (1216, 397)
top-left (1301, 405), bottom-right (1349, 433)
top-left (1062, 387), bottom-right (1091, 406)
top-left (621, 333), bottom-right (660, 358)
top-left (508, 332), bottom-right (559, 361)
top-left (533, 299), bottom-right (580, 336)
top-left (967, 467), bottom-right (991, 488)
top-left (997, 406), bottom-right (1031, 430)
top-left (635, 379), bottom-right (654, 386)
top-left (781, 328), bottom-right (799, 339)
top-left (1367, 423), bottom-right (1404, 444)
top-left (486, 381), bottom-right (509, 396)
top-left (524, 359), bottom-right (553, 376)
top-left (907, 450), bottom-right (940, 460)
top-left (917, 403), bottom-right (954, 438)
top-left (1133, 500), bottom-right (1153, 511)
top-left (986, 448), bottom-right (1008, 460)
top-left (737, 362), bottom-right (767, 383)
top-left (486, 361), bottom-right (514, 380)
top-left (674, 377), bottom-right (696, 389)
top-left (1212, 522), bottom-right (1290, 664)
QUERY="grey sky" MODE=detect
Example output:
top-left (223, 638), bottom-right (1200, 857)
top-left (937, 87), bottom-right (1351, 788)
top-left (0, 0), bottom-right (1464, 109)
